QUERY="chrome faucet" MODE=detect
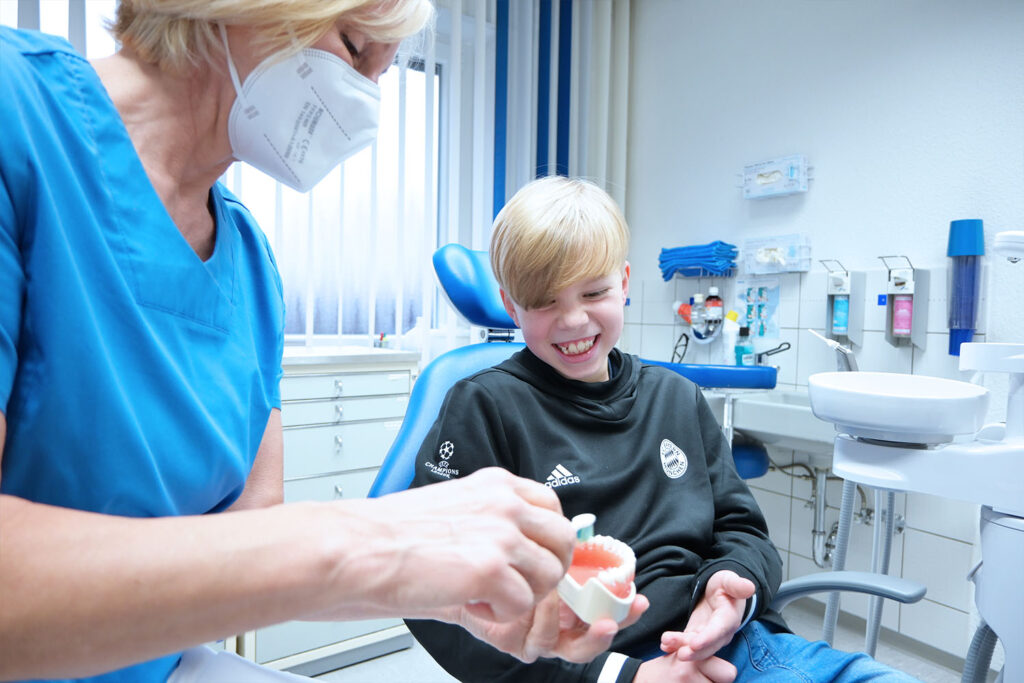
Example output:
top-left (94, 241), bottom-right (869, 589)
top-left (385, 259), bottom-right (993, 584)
top-left (808, 329), bottom-right (858, 372)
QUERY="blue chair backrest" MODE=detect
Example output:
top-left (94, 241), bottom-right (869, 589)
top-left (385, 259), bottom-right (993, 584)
top-left (369, 246), bottom-right (523, 497)
top-left (368, 245), bottom-right (776, 498)
top-left (433, 244), bottom-right (517, 329)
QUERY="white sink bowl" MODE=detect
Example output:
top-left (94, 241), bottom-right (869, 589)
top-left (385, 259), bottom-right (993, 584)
top-left (731, 390), bottom-right (836, 454)
top-left (808, 372), bottom-right (989, 445)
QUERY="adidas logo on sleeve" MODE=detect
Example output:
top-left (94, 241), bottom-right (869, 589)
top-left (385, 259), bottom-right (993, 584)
top-left (545, 464), bottom-right (581, 488)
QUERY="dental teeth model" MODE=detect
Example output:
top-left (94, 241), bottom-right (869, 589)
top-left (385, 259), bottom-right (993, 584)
top-left (557, 514), bottom-right (637, 624)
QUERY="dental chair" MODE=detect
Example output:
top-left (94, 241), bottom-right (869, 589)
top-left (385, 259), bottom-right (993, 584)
top-left (368, 244), bottom-right (927, 657)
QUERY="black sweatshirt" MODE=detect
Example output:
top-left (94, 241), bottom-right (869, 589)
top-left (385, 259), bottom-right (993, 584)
top-left (406, 348), bottom-right (785, 682)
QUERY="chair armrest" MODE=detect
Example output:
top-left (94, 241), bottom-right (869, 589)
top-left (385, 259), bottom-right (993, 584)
top-left (770, 571), bottom-right (927, 612)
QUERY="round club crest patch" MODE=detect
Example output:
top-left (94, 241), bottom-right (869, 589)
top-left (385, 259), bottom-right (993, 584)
top-left (660, 439), bottom-right (688, 479)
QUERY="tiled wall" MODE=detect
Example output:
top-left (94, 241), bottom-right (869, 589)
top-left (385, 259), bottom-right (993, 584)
top-left (620, 266), bottom-right (1004, 665)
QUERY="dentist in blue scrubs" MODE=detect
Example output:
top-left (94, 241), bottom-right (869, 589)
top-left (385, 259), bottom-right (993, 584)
top-left (0, 2), bottom-right (645, 681)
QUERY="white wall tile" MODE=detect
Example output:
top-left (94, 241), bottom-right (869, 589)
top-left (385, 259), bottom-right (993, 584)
top-left (639, 324), bottom-right (676, 362)
top-left (788, 496), bottom-right (822, 561)
top-left (863, 268), bottom-right (893, 333)
top-left (796, 327), bottom-right (839, 385)
top-left (912, 332), bottom-right (984, 380)
top-left (619, 323), bottom-right (641, 355)
top-left (624, 279), bottom-right (643, 325)
top-left (748, 449), bottom-right (795, 497)
top-left (751, 488), bottom-right (792, 552)
top-left (903, 493), bottom-right (980, 543)
top-left (925, 266), bottom-right (949, 335)
top-left (901, 530), bottom-right (974, 612)
top-left (776, 273), bottom-right (802, 328)
top-left (798, 271), bottom-right (827, 330)
top-left (643, 278), bottom-right (678, 325)
top-left (849, 330), bottom-right (913, 374)
top-left (899, 599), bottom-right (971, 659)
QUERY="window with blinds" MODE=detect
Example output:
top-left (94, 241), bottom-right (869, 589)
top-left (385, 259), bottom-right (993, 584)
top-left (6, 0), bottom-right (498, 355)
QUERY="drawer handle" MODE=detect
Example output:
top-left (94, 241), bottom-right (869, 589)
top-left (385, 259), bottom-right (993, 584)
top-left (335, 404), bottom-right (344, 421)
top-left (333, 484), bottom-right (344, 498)
top-left (334, 379), bottom-right (344, 396)
top-left (334, 435), bottom-right (343, 451)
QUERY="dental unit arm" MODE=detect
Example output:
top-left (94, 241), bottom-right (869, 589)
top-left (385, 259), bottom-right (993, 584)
top-left (807, 230), bottom-right (1024, 683)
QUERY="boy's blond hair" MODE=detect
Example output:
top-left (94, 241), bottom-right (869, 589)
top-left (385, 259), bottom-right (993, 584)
top-left (111, 0), bottom-right (434, 73)
top-left (490, 176), bottom-right (630, 310)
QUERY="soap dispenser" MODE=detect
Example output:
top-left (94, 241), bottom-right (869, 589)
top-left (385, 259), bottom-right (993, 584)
top-left (879, 256), bottom-right (928, 349)
top-left (820, 260), bottom-right (864, 347)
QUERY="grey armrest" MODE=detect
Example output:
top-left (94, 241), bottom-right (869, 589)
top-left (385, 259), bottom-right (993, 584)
top-left (770, 571), bottom-right (927, 612)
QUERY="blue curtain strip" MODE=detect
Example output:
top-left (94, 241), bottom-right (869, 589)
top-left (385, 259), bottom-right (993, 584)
top-left (555, 0), bottom-right (572, 176)
top-left (535, 0), bottom-right (552, 177)
top-left (493, 0), bottom-right (509, 218)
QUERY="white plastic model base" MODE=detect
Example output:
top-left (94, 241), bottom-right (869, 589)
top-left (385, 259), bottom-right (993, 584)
top-left (557, 567), bottom-right (636, 625)
top-left (557, 514), bottom-right (636, 624)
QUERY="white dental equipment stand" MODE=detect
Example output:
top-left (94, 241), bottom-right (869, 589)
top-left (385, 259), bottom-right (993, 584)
top-left (808, 230), bottom-right (1024, 683)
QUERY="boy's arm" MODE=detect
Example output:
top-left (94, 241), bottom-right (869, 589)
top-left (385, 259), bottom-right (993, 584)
top-left (689, 386), bottom-right (784, 626)
top-left (406, 380), bottom-right (644, 683)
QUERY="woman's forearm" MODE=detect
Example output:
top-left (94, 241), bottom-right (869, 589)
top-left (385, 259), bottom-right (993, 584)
top-left (0, 494), bottom-right (351, 679)
top-left (0, 468), bottom-right (577, 681)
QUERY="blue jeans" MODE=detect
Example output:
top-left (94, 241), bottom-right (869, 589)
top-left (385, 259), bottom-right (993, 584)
top-left (633, 620), bottom-right (921, 682)
top-left (718, 620), bottom-right (922, 682)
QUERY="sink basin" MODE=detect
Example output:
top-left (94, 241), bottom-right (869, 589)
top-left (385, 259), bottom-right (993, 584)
top-left (732, 389), bottom-right (837, 454)
top-left (808, 372), bottom-right (989, 445)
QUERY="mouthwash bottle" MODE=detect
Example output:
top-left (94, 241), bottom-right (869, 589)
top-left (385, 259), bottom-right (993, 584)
top-left (735, 326), bottom-right (755, 366)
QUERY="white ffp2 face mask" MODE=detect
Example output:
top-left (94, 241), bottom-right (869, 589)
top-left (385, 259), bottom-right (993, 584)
top-left (220, 25), bottom-right (381, 192)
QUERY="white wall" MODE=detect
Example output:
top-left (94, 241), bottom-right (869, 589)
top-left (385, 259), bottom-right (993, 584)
top-left (622, 0), bottom-right (1024, 666)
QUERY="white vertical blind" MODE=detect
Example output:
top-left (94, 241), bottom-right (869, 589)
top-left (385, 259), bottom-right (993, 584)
top-left (5, 2), bottom-right (498, 358)
top-left (471, 2), bottom-right (487, 250)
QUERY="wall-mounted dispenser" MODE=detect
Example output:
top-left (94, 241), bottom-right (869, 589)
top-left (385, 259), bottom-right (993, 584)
top-left (820, 260), bottom-right (864, 348)
top-left (879, 256), bottom-right (928, 349)
top-left (947, 219), bottom-right (985, 356)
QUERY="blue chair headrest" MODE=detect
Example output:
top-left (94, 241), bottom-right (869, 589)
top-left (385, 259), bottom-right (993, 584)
top-left (433, 244), bottom-right (518, 329)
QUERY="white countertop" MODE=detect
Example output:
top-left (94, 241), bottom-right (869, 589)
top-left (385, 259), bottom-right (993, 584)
top-left (283, 344), bottom-right (421, 366)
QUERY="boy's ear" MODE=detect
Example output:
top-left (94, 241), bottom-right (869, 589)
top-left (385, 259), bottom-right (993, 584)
top-left (621, 262), bottom-right (631, 302)
top-left (500, 289), bottom-right (520, 326)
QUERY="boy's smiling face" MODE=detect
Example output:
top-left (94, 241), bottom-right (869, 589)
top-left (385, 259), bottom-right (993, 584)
top-left (502, 264), bottom-right (630, 383)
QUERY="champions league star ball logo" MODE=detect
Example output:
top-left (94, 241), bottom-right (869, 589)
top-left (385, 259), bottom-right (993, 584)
top-left (425, 441), bottom-right (459, 479)
top-left (439, 441), bottom-right (454, 461)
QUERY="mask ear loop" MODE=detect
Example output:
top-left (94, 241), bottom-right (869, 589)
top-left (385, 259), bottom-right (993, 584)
top-left (218, 23), bottom-right (245, 98)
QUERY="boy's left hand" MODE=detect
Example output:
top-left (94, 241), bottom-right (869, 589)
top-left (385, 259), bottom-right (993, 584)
top-left (456, 590), bottom-right (649, 663)
top-left (660, 570), bottom-right (755, 662)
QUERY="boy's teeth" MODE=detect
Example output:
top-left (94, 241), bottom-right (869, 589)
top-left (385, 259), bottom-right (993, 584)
top-left (558, 338), bottom-right (595, 355)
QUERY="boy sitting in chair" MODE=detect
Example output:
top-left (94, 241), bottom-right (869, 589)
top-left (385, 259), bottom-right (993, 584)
top-left (406, 176), bottom-right (918, 682)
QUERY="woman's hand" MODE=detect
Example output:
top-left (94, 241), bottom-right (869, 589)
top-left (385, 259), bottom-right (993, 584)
top-left (457, 589), bottom-right (649, 663)
top-left (660, 570), bottom-right (755, 662)
top-left (327, 468), bottom-right (575, 623)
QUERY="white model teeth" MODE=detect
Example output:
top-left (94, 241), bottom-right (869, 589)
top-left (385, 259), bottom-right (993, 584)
top-left (588, 535), bottom-right (636, 586)
top-left (558, 338), bottom-right (595, 355)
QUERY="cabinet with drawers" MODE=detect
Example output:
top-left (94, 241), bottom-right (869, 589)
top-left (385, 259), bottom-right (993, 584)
top-left (238, 346), bottom-right (420, 676)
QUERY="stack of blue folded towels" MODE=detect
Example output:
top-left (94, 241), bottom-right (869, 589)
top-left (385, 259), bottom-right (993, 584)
top-left (659, 241), bottom-right (738, 280)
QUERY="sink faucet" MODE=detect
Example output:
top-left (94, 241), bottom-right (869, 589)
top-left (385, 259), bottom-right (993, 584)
top-left (808, 329), bottom-right (858, 372)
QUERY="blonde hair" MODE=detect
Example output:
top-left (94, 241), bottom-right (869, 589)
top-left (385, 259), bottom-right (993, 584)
top-left (491, 176), bottom-right (630, 310)
top-left (111, 0), bottom-right (434, 72)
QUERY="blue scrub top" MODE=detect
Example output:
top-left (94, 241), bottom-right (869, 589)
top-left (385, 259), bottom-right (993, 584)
top-left (0, 28), bottom-right (285, 683)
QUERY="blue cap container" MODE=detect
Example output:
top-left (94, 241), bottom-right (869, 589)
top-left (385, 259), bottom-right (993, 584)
top-left (947, 219), bottom-right (984, 356)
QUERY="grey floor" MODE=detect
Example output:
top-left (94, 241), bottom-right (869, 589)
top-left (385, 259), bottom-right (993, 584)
top-left (314, 599), bottom-right (971, 682)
